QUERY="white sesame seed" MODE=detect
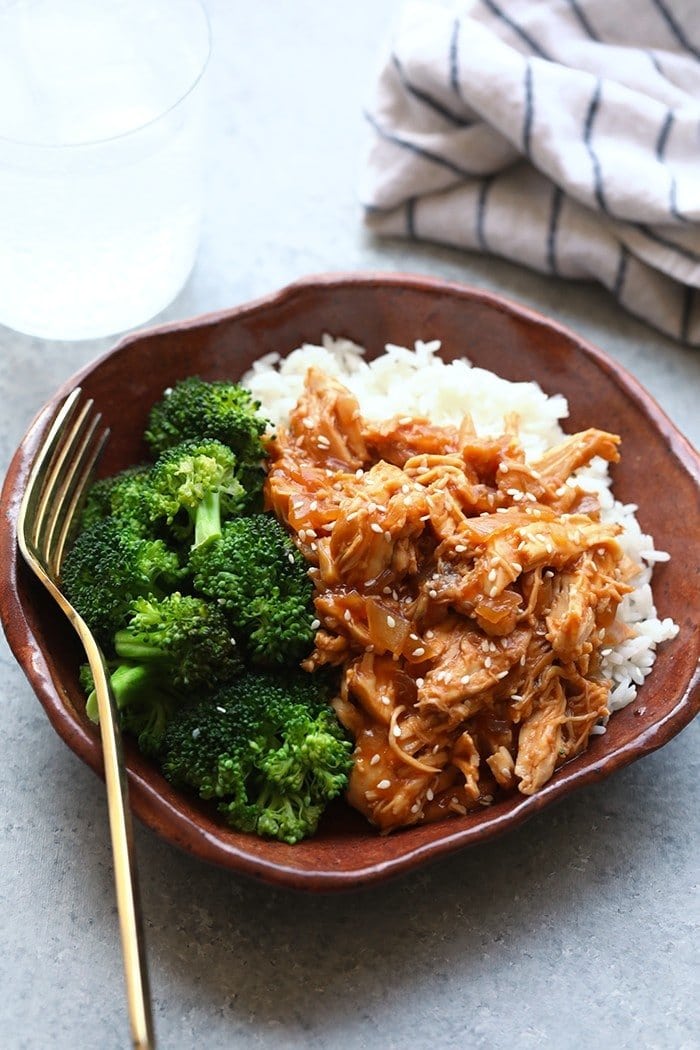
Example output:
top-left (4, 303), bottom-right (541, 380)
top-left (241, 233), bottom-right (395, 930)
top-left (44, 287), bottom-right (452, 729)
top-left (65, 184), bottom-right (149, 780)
top-left (216, 706), bottom-right (227, 714)
top-left (454, 544), bottom-right (466, 553)
top-left (384, 531), bottom-right (392, 542)
top-left (401, 484), bottom-right (410, 494)
top-left (370, 754), bottom-right (381, 766)
top-left (310, 618), bottom-right (321, 630)
top-left (377, 779), bottom-right (391, 790)
top-left (497, 670), bottom-right (509, 680)
top-left (460, 674), bottom-right (471, 685)
top-left (382, 586), bottom-right (392, 594)
top-left (415, 678), bottom-right (425, 688)
top-left (380, 694), bottom-right (390, 705)
top-left (302, 416), bottom-right (314, 429)
top-left (346, 511), bottom-right (358, 521)
top-left (367, 502), bottom-right (377, 513)
top-left (287, 553), bottom-right (295, 564)
top-left (412, 647), bottom-right (426, 657)
top-left (484, 656), bottom-right (492, 668)
top-left (375, 504), bottom-right (387, 514)
top-left (420, 514), bottom-right (430, 521)
top-left (410, 803), bottom-right (421, 814)
top-left (399, 416), bottom-right (412, 425)
top-left (428, 589), bottom-right (437, 599)
top-left (386, 615), bottom-right (396, 628)
top-left (393, 724), bottom-right (402, 738)
top-left (487, 568), bottom-right (497, 582)
top-left (309, 500), bottom-right (318, 511)
top-left (426, 788), bottom-right (434, 801)
top-left (370, 522), bottom-right (383, 533)
top-left (355, 468), bottom-right (363, 479)
top-left (191, 728), bottom-right (201, 739)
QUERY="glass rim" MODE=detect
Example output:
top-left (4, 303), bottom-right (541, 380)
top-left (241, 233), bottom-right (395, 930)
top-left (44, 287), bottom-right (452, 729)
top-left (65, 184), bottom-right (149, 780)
top-left (0, 0), bottom-right (211, 151)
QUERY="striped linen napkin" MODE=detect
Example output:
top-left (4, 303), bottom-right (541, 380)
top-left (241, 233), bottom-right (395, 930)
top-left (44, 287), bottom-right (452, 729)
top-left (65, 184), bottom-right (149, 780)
top-left (361, 0), bottom-right (700, 345)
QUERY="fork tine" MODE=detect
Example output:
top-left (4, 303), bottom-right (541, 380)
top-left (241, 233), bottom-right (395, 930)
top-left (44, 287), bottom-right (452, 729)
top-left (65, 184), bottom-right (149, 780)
top-left (49, 422), bottom-right (110, 576)
top-left (19, 388), bottom-right (83, 554)
top-left (31, 398), bottom-right (97, 555)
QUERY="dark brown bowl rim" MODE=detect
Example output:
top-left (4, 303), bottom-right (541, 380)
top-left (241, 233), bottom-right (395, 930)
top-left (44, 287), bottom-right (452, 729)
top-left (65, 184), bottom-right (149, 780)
top-left (1, 272), bottom-right (699, 891)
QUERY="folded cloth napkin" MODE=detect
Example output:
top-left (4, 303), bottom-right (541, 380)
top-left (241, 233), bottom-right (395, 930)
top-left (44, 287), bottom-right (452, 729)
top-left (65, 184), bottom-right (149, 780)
top-left (361, 0), bottom-right (700, 344)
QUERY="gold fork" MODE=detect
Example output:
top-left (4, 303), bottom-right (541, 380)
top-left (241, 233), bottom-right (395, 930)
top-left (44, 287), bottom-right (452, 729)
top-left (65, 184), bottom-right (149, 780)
top-left (17, 388), bottom-right (155, 1050)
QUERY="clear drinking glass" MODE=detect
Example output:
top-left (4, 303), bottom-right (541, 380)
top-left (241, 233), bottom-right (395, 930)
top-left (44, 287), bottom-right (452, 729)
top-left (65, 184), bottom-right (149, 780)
top-left (0, 0), bottom-right (211, 340)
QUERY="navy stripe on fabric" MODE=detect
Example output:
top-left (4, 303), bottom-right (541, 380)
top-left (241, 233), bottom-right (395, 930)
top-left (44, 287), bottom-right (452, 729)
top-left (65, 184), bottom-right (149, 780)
top-left (478, 0), bottom-right (551, 59)
top-left (680, 285), bottom-right (694, 342)
top-left (650, 0), bottom-right (700, 61)
top-left (364, 111), bottom-right (483, 179)
top-left (669, 175), bottom-right (686, 223)
top-left (637, 224), bottom-right (700, 263)
top-left (613, 245), bottom-right (629, 298)
top-left (391, 54), bottom-right (471, 127)
top-left (568, 0), bottom-right (600, 41)
top-left (449, 18), bottom-right (464, 102)
top-left (654, 111), bottom-right (687, 222)
top-left (547, 186), bottom-right (564, 275)
top-left (406, 197), bottom-right (417, 238)
top-left (656, 110), bottom-right (674, 159)
top-left (584, 79), bottom-right (608, 213)
top-left (476, 177), bottom-right (495, 251)
top-left (646, 49), bottom-right (666, 76)
top-left (523, 61), bottom-right (534, 159)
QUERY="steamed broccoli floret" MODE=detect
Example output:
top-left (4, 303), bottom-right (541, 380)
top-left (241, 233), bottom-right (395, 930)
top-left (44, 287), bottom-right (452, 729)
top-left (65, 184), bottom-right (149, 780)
top-left (61, 518), bottom-right (184, 646)
top-left (150, 439), bottom-right (247, 549)
top-left (81, 662), bottom-right (182, 758)
top-left (113, 593), bottom-right (243, 689)
top-left (145, 376), bottom-right (269, 464)
top-left (79, 465), bottom-right (157, 536)
top-left (161, 671), bottom-right (352, 843)
top-left (190, 513), bottom-right (316, 665)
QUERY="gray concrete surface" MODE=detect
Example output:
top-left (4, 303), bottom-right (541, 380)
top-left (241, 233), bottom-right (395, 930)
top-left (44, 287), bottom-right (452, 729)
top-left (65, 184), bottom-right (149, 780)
top-left (0, 2), bottom-right (698, 1048)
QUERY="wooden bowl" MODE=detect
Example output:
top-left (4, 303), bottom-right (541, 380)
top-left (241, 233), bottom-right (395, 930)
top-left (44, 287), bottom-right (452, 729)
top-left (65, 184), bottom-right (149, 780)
top-left (1, 273), bottom-right (698, 891)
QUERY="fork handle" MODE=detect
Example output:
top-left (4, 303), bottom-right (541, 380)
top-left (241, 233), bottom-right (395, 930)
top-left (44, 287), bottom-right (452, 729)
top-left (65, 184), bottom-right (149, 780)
top-left (80, 628), bottom-right (155, 1050)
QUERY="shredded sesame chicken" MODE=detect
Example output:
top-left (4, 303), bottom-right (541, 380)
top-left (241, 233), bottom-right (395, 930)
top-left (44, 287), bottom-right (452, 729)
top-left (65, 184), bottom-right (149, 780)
top-left (265, 367), bottom-right (631, 833)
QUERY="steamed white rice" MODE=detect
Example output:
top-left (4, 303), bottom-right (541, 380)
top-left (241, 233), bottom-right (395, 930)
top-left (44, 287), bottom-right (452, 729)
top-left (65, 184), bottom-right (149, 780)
top-left (243, 336), bottom-right (678, 719)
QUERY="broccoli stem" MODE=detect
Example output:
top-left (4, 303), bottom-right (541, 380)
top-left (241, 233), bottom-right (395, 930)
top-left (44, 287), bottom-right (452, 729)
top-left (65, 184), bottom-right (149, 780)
top-left (85, 663), bottom-right (152, 723)
top-left (193, 489), bottom-right (222, 550)
top-left (113, 632), bottom-right (165, 665)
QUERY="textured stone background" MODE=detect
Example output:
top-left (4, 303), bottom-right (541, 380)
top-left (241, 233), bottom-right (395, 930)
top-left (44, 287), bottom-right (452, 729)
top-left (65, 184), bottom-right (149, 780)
top-left (0, 2), bottom-right (697, 1047)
